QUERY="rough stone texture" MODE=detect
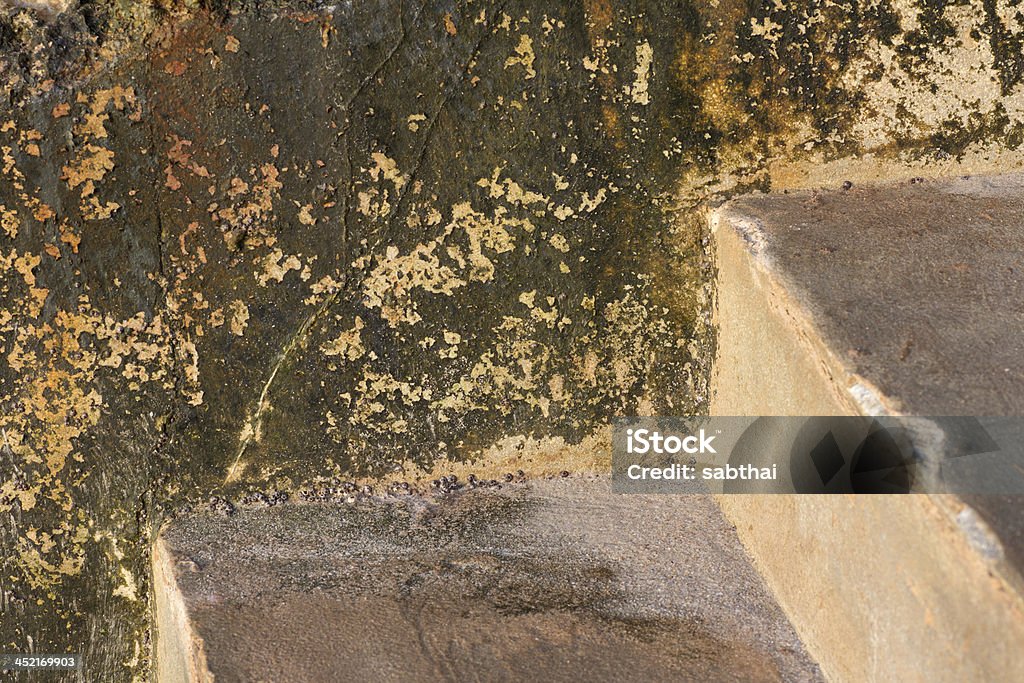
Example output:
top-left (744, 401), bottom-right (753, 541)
top-left (710, 178), bottom-right (1024, 683)
top-left (154, 477), bottom-right (822, 682)
top-left (5, 0), bottom-right (1024, 679)
top-left (2, 3), bottom-right (710, 678)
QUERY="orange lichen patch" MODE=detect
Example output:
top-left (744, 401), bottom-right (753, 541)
top-left (1, 143), bottom-right (57, 230)
top-left (0, 205), bottom-right (18, 238)
top-left (444, 13), bottom-right (458, 36)
top-left (51, 102), bottom-right (71, 118)
top-left (58, 222), bottom-right (81, 253)
top-left (582, 0), bottom-right (614, 34)
top-left (320, 21), bottom-right (335, 48)
top-left (61, 144), bottom-right (115, 189)
top-left (165, 166), bottom-right (182, 190)
top-left (73, 86), bottom-right (136, 140)
top-left (81, 195), bottom-right (121, 220)
top-left (164, 135), bottom-right (211, 190)
top-left (32, 203), bottom-right (55, 222)
top-left (164, 60), bottom-right (187, 76)
top-left (225, 35), bottom-right (240, 52)
top-left (178, 221), bottom-right (200, 255)
top-left (19, 129), bottom-right (43, 144)
top-left (228, 177), bottom-right (249, 197)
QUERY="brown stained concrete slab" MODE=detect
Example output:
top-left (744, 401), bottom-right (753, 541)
top-left (153, 477), bottom-right (823, 682)
top-left (710, 174), bottom-right (1024, 683)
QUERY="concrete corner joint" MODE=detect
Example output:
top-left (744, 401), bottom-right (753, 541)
top-left (710, 173), bottom-right (1024, 683)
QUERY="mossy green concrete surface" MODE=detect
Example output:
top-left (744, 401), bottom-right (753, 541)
top-left (3, 1), bottom-right (1024, 679)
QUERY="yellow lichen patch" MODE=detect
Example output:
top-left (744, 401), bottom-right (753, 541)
top-left (297, 203), bottom-right (316, 225)
top-left (453, 201), bottom-right (520, 282)
top-left (369, 152), bottom-right (408, 192)
top-left (407, 113), bottom-right (427, 131)
top-left (322, 316), bottom-right (365, 361)
top-left (629, 41), bottom-right (653, 105)
top-left (362, 240), bottom-right (467, 326)
top-left (356, 152), bottom-right (409, 219)
top-left (211, 161), bottom-right (283, 249)
top-left (0, 261), bottom-right (182, 597)
top-left (579, 187), bottom-right (608, 212)
top-left (228, 300), bottom-right (249, 336)
top-left (346, 369), bottom-right (431, 425)
top-left (1, 204), bottom-right (19, 238)
top-left (387, 429), bottom-right (611, 485)
top-left (304, 273), bottom-right (343, 306)
top-left (427, 314), bottom-right (559, 421)
top-left (360, 190), bottom-right (538, 327)
top-left (15, 534), bottom-right (87, 592)
top-left (257, 249), bottom-right (303, 285)
top-left (548, 233), bottom-right (570, 252)
top-left (476, 166), bottom-right (547, 206)
top-left (518, 289), bottom-right (563, 328)
top-left (505, 34), bottom-right (536, 79)
top-left (61, 145), bottom-right (114, 189)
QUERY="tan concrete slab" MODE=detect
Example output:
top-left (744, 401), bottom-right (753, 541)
top-left (716, 174), bottom-right (1024, 416)
top-left (154, 478), bottom-right (822, 682)
top-left (710, 175), bottom-right (1024, 683)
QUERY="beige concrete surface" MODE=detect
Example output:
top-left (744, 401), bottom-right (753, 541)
top-left (153, 539), bottom-right (212, 683)
top-left (710, 176), bottom-right (1024, 682)
top-left (153, 477), bottom-right (823, 682)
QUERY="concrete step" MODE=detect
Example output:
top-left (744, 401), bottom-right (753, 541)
top-left (710, 174), bottom-right (1024, 682)
top-left (153, 477), bottom-right (822, 682)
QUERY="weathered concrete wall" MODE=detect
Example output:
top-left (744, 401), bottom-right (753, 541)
top-left (3, 0), bottom-right (1024, 680)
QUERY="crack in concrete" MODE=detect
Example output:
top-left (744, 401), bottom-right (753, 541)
top-left (226, 1), bottom-right (433, 482)
top-left (391, 0), bottom-right (510, 224)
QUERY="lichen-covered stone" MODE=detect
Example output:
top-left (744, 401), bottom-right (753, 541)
top-left (3, 0), bottom-right (1024, 679)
